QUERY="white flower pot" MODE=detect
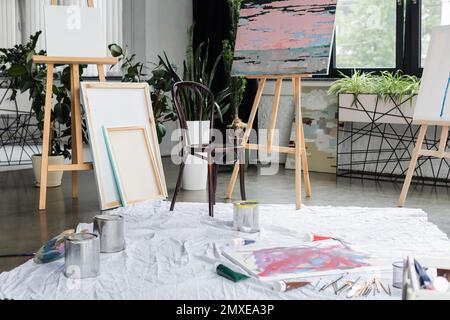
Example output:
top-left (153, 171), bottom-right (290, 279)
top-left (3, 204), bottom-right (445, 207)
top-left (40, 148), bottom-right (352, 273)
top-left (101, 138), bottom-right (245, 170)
top-left (32, 154), bottom-right (65, 188)
top-left (339, 93), bottom-right (417, 124)
top-left (182, 121), bottom-right (210, 191)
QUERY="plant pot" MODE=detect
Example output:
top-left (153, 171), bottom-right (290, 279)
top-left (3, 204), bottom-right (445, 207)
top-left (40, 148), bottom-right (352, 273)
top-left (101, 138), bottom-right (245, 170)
top-left (339, 93), bottom-right (417, 124)
top-left (32, 154), bottom-right (65, 188)
top-left (182, 121), bottom-right (210, 191)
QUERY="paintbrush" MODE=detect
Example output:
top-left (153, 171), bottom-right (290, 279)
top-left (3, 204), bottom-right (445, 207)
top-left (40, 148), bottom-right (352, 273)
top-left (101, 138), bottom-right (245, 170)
top-left (414, 259), bottom-right (433, 289)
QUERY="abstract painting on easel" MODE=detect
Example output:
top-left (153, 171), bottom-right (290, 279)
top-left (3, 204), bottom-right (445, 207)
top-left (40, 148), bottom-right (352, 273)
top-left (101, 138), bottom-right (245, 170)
top-left (223, 240), bottom-right (385, 281)
top-left (232, 0), bottom-right (338, 76)
top-left (413, 25), bottom-right (450, 122)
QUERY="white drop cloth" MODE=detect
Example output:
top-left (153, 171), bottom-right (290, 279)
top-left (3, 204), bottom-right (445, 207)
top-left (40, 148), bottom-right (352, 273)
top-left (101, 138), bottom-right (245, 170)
top-left (1, 201), bottom-right (450, 300)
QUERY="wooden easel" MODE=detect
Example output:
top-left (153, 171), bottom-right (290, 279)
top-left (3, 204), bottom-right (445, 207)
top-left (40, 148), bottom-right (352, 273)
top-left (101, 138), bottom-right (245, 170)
top-left (33, 0), bottom-right (117, 211)
top-left (398, 121), bottom-right (449, 207)
top-left (225, 75), bottom-right (312, 210)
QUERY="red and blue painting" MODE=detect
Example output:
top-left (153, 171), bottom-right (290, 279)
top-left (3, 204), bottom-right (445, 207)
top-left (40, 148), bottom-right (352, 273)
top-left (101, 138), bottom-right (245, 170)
top-left (232, 0), bottom-right (338, 76)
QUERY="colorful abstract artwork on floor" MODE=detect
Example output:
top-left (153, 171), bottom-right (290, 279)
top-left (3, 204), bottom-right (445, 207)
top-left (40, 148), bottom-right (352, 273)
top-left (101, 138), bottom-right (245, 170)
top-left (253, 244), bottom-right (370, 277)
top-left (223, 240), bottom-right (378, 280)
top-left (232, 0), bottom-right (338, 76)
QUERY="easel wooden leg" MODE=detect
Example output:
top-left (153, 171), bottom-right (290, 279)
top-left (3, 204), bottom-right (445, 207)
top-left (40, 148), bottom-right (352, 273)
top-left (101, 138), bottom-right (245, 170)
top-left (293, 77), bottom-right (303, 209)
top-left (438, 126), bottom-right (449, 158)
top-left (267, 79), bottom-right (283, 153)
top-left (292, 77), bottom-right (311, 199)
top-left (301, 110), bottom-right (312, 198)
top-left (398, 125), bottom-right (428, 207)
top-left (97, 64), bottom-right (106, 81)
top-left (225, 79), bottom-right (266, 199)
top-left (70, 65), bottom-right (84, 199)
top-left (70, 66), bottom-right (78, 199)
top-left (39, 65), bottom-right (54, 211)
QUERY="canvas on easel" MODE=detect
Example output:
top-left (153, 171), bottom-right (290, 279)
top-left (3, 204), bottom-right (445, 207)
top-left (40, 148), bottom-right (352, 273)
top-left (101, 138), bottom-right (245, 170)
top-left (399, 25), bottom-right (450, 206)
top-left (34, 0), bottom-right (117, 211)
top-left (226, 0), bottom-right (338, 209)
top-left (44, 5), bottom-right (106, 57)
top-left (231, 0), bottom-right (338, 76)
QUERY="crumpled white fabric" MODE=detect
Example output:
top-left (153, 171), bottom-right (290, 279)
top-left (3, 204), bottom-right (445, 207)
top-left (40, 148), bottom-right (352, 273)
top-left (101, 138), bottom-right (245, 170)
top-left (1, 201), bottom-right (450, 300)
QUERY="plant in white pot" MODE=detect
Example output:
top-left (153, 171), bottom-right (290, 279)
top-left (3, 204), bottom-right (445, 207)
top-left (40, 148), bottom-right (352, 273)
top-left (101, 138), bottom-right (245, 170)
top-left (329, 71), bottom-right (421, 124)
top-left (0, 32), bottom-right (81, 187)
top-left (109, 25), bottom-right (230, 191)
top-left (174, 25), bottom-right (230, 190)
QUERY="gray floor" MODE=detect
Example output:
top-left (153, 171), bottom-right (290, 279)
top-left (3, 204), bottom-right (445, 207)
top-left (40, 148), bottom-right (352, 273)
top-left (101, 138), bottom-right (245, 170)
top-left (1, 158), bottom-right (449, 272)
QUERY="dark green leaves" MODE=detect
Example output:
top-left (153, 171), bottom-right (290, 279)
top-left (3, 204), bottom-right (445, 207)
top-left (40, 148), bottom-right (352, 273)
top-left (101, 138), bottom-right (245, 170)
top-left (108, 43), bottom-right (123, 57)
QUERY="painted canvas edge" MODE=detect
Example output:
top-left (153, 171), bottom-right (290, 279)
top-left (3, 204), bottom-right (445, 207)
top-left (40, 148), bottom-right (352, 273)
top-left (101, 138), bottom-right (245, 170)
top-left (80, 82), bottom-right (121, 211)
top-left (102, 126), bottom-right (126, 207)
top-left (142, 86), bottom-right (169, 198)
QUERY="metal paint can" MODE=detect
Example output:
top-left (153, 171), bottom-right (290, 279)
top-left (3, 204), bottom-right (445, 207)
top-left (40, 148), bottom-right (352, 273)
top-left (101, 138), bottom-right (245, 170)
top-left (64, 233), bottom-right (100, 279)
top-left (93, 214), bottom-right (125, 253)
top-left (233, 201), bottom-right (260, 233)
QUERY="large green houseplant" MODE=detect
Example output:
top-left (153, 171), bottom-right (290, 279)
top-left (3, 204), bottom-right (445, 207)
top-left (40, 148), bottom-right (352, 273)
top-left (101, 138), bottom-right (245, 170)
top-left (0, 32), bottom-right (85, 187)
top-left (223, 0), bottom-right (247, 137)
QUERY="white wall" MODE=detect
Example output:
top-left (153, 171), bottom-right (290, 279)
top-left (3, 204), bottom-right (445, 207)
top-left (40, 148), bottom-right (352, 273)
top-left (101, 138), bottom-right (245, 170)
top-left (123, 0), bottom-right (192, 79)
top-left (123, 0), bottom-right (193, 156)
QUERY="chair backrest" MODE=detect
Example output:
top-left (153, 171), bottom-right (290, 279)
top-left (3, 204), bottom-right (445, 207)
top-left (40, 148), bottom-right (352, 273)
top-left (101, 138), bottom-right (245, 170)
top-left (171, 81), bottom-right (216, 148)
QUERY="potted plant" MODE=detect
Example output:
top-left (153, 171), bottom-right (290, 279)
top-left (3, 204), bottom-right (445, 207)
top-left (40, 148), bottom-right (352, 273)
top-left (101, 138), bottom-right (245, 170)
top-left (329, 71), bottom-right (420, 124)
top-left (176, 25), bottom-right (230, 190)
top-left (0, 32), bottom-right (78, 187)
top-left (108, 44), bottom-right (178, 144)
top-left (223, 0), bottom-right (247, 140)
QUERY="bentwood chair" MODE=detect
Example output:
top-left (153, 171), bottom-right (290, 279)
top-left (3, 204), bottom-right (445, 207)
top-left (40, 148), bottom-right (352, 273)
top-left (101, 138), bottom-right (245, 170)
top-left (169, 81), bottom-right (246, 217)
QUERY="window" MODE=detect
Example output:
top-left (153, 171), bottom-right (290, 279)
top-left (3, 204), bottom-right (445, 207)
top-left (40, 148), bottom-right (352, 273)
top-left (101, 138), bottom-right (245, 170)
top-left (0, 0), bottom-right (21, 48)
top-left (331, 0), bottom-right (450, 77)
top-left (335, 0), bottom-right (399, 69)
top-left (0, 0), bottom-right (123, 76)
top-left (421, 0), bottom-right (450, 66)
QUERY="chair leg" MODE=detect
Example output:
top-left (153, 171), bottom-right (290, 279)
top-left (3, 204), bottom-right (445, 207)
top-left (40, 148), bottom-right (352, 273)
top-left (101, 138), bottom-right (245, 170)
top-left (207, 163), bottom-right (214, 217)
top-left (170, 161), bottom-right (185, 211)
top-left (238, 151), bottom-right (246, 201)
top-left (213, 163), bottom-right (218, 205)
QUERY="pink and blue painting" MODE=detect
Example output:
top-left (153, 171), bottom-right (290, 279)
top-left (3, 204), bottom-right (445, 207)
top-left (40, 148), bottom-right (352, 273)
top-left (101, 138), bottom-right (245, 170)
top-left (223, 240), bottom-right (383, 280)
top-left (232, 0), bottom-right (338, 76)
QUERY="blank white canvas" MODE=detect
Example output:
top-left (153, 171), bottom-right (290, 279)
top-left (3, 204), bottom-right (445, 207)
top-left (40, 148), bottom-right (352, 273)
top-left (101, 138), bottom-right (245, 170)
top-left (82, 83), bottom-right (168, 210)
top-left (44, 6), bottom-right (106, 57)
top-left (107, 128), bottom-right (163, 205)
top-left (414, 25), bottom-right (450, 122)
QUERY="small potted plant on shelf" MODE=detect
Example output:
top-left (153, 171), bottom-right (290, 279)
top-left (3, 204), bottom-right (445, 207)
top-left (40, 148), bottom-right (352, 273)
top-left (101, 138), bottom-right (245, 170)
top-left (0, 32), bottom-right (79, 187)
top-left (329, 71), bottom-right (420, 124)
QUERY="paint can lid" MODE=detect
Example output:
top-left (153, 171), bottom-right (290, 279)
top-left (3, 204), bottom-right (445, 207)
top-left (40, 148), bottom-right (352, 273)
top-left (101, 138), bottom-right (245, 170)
top-left (234, 201), bottom-right (259, 209)
top-left (273, 281), bottom-right (287, 292)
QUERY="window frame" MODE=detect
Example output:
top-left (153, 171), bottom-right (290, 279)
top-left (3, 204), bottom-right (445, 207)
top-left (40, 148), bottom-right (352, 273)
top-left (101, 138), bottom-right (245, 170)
top-left (322, 0), bottom-right (432, 79)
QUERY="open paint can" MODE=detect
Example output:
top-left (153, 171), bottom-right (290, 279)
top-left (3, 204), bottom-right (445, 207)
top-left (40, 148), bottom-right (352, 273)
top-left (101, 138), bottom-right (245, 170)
top-left (64, 233), bottom-right (100, 279)
top-left (93, 215), bottom-right (125, 253)
top-left (233, 201), bottom-right (260, 233)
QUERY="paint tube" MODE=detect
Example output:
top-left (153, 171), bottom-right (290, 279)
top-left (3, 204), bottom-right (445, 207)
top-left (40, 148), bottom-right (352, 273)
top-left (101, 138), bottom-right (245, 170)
top-left (216, 264), bottom-right (250, 283)
top-left (273, 280), bottom-right (310, 292)
top-left (230, 238), bottom-right (256, 246)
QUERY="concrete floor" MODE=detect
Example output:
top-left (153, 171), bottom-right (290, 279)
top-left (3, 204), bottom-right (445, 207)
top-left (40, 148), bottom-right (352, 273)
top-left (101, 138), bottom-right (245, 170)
top-left (1, 158), bottom-right (449, 272)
